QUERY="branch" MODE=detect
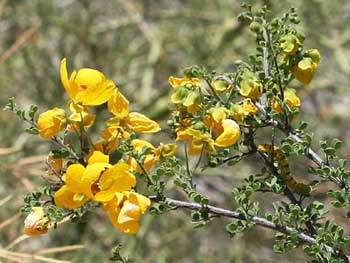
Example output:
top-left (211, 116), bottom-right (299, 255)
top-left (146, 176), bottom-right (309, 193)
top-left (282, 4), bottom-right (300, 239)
top-left (150, 196), bottom-right (349, 262)
top-left (24, 118), bottom-right (81, 163)
top-left (215, 75), bottom-right (343, 189)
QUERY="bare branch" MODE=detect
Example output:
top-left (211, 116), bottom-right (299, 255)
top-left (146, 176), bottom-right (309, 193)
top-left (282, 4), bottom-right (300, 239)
top-left (150, 196), bottom-right (349, 262)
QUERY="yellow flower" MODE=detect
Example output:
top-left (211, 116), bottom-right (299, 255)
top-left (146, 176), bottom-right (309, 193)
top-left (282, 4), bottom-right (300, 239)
top-left (94, 126), bottom-right (122, 154)
top-left (54, 151), bottom-right (112, 209)
top-left (60, 58), bottom-right (115, 106)
top-left (107, 90), bottom-right (160, 133)
top-left (291, 49), bottom-right (320, 84)
top-left (211, 79), bottom-right (232, 93)
top-left (94, 140), bottom-right (119, 155)
top-left (93, 163), bottom-right (136, 202)
top-left (108, 89), bottom-right (129, 119)
top-left (129, 139), bottom-right (156, 172)
top-left (176, 128), bottom-right (216, 155)
top-left (105, 191), bottom-right (151, 234)
top-left (38, 108), bottom-right (67, 139)
top-left (239, 70), bottom-right (263, 100)
top-left (56, 150), bottom-right (136, 206)
top-left (272, 88), bottom-right (301, 113)
top-left (214, 119), bottom-right (241, 147)
top-left (126, 112), bottom-right (160, 133)
top-left (54, 185), bottom-right (87, 210)
top-left (169, 76), bottom-right (202, 113)
top-left (231, 99), bottom-right (258, 123)
top-left (280, 34), bottom-right (301, 55)
top-left (168, 76), bottom-right (201, 88)
top-left (156, 143), bottom-right (177, 159)
top-left (205, 107), bottom-right (228, 129)
top-left (67, 102), bottom-right (95, 131)
top-left (23, 207), bottom-right (50, 236)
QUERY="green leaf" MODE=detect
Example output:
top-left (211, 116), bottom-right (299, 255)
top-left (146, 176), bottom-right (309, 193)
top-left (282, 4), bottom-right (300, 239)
top-left (28, 105), bottom-right (39, 120)
top-left (25, 127), bottom-right (39, 135)
top-left (324, 147), bottom-right (336, 156)
top-left (332, 139), bottom-right (342, 150)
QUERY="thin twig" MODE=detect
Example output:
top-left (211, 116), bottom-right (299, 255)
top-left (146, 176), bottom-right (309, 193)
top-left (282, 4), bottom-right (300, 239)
top-left (149, 196), bottom-right (349, 261)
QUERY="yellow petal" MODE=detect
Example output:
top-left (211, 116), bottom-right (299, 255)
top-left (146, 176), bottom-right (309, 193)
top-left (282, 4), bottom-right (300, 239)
top-left (54, 185), bottom-right (86, 209)
top-left (127, 112), bottom-right (160, 133)
top-left (128, 192), bottom-right (151, 213)
top-left (65, 164), bottom-right (85, 193)
top-left (108, 205), bottom-right (140, 234)
top-left (157, 143), bottom-right (177, 158)
top-left (284, 88), bottom-right (301, 108)
top-left (239, 71), bottom-right (263, 100)
top-left (81, 163), bottom-right (110, 198)
top-left (62, 61), bottom-right (116, 105)
top-left (94, 140), bottom-right (119, 155)
top-left (99, 163), bottom-right (136, 193)
top-left (305, 49), bottom-right (321, 64)
top-left (75, 68), bottom-right (105, 87)
top-left (60, 58), bottom-right (77, 100)
top-left (68, 102), bottom-right (95, 128)
top-left (215, 119), bottom-right (241, 147)
top-left (88, 151), bottom-right (110, 165)
top-left (75, 78), bottom-right (116, 106)
top-left (38, 108), bottom-right (67, 139)
top-left (118, 201), bottom-right (141, 223)
top-left (291, 58), bottom-right (316, 85)
top-left (94, 191), bottom-right (115, 202)
top-left (168, 76), bottom-right (201, 88)
top-left (208, 107), bottom-right (228, 123)
top-left (131, 139), bottom-right (155, 151)
top-left (108, 89), bottom-right (130, 119)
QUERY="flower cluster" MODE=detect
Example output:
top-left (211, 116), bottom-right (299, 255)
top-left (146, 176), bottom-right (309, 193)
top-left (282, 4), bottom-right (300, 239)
top-left (31, 58), bottom-right (174, 235)
top-left (169, 76), bottom-right (243, 155)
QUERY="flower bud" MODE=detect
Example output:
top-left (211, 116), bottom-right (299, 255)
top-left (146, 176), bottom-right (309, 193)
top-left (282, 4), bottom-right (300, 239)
top-left (38, 108), bottom-right (67, 139)
top-left (23, 207), bottom-right (49, 236)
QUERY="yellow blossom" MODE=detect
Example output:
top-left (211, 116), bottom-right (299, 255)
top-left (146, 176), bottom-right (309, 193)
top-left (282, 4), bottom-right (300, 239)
top-left (94, 126), bottom-right (121, 154)
top-left (214, 119), bottom-right (241, 147)
top-left (176, 128), bottom-right (216, 155)
top-left (291, 49), bottom-right (320, 84)
top-left (280, 34), bottom-right (301, 55)
top-left (211, 79), bottom-right (232, 93)
top-left (205, 107), bottom-right (228, 129)
top-left (54, 185), bottom-right (87, 210)
top-left (67, 102), bottom-right (95, 131)
top-left (23, 207), bottom-right (50, 236)
top-left (56, 150), bottom-right (136, 206)
top-left (156, 143), bottom-right (177, 159)
top-left (231, 99), bottom-right (258, 123)
top-left (107, 90), bottom-right (160, 134)
top-left (126, 112), bottom-right (160, 133)
top-left (94, 163), bottom-right (136, 202)
top-left (38, 108), bottom-right (67, 139)
top-left (169, 76), bottom-right (202, 113)
top-left (168, 76), bottom-right (201, 88)
top-left (105, 191), bottom-right (151, 234)
top-left (108, 89), bottom-right (129, 119)
top-left (239, 70), bottom-right (263, 100)
top-left (272, 88), bottom-right (301, 113)
top-left (129, 139), bottom-right (157, 172)
top-left (60, 58), bottom-right (115, 106)
top-left (54, 151), bottom-right (112, 209)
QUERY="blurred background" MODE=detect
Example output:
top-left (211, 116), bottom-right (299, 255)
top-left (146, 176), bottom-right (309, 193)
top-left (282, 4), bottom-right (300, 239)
top-left (0, 0), bottom-right (349, 262)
